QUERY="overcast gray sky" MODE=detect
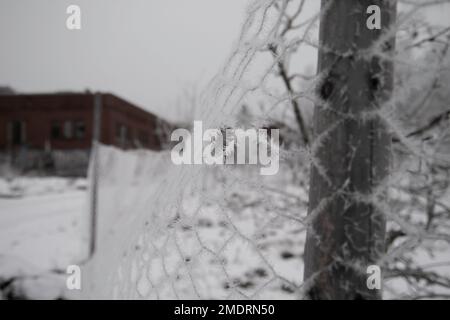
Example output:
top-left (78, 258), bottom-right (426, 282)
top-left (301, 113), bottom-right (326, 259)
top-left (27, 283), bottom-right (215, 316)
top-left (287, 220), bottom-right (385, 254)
top-left (1, 1), bottom-right (448, 121)
top-left (0, 1), bottom-right (251, 120)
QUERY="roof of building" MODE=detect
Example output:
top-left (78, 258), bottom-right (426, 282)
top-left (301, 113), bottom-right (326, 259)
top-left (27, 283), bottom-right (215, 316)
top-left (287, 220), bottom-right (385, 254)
top-left (0, 91), bottom-right (165, 121)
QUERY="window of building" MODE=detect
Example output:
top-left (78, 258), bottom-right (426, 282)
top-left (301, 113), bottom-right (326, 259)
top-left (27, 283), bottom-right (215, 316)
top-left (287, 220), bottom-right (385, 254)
top-left (137, 130), bottom-right (149, 148)
top-left (51, 122), bottom-right (61, 139)
top-left (63, 121), bottom-right (73, 139)
top-left (8, 120), bottom-right (26, 145)
top-left (116, 123), bottom-right (129, 147)
top-left (74, 121), bottom-right (86, 139)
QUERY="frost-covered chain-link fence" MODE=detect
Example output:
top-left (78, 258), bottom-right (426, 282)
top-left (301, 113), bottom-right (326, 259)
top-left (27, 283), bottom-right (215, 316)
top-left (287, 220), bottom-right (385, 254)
top-left (83, 0), bottom-right (450, 299)
top-left (83, 145), bottom-right (309, 299)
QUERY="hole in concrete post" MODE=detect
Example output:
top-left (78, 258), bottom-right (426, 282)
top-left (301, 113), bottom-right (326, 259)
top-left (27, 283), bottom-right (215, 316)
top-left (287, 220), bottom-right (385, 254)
top-left (370, 75), bottom-right (380, 92)
top-left (320, 78), bottom-right (334, 100)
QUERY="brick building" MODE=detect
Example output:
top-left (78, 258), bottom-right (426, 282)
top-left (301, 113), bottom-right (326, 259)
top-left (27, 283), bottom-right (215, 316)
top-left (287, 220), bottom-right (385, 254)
top-left (0, 92), bottom-right (172, 175)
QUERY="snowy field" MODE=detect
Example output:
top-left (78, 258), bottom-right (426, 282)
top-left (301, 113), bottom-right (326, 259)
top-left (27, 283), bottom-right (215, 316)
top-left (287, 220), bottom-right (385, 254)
top-left (0, 177), bottom-right (88, 299)
top-left (82, 146), bottom-right (310, 299)
top-left (0, 147), bottom-right (449, 300)
top-left (0, 168), bottom-right (308, 299)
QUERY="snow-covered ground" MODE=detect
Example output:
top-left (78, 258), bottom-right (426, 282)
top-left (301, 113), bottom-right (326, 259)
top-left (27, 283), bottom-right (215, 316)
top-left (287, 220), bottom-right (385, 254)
top-left (79, 146), bottom-right (311, 299)
top-left (0, 177), bottom-right (89, 299)
top-left (0, 149), bottom-right (449, 299)
top-left (0, 164), bottom-right (308, 300)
